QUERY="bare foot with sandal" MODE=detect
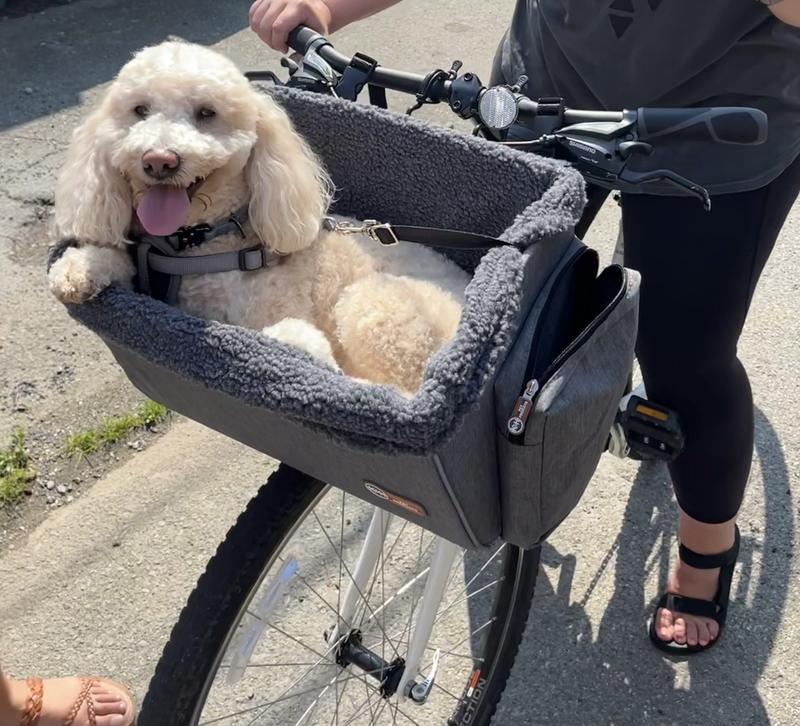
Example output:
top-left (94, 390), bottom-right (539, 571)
top-left (0, 672), bottom-right (136, 726)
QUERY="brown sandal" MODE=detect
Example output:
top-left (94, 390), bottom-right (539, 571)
top-left (20, 676), bottom-right (136, 726)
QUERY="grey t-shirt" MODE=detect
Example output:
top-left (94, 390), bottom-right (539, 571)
top-left (493, 0), bottom-right (800, 194)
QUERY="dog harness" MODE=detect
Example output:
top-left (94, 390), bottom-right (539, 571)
top-left (129, 205), bottom-right (537, 306)
top-left (131, 207), bottom-right (283, 304)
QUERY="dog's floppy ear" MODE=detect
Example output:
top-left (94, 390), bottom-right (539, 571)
top-left (55, 105), bottom-right (132, 246)
top-left (247, 92), bottom-right (332, 255)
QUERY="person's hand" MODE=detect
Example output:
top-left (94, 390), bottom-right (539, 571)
top-left (249, 0), bottom-right (333, 52)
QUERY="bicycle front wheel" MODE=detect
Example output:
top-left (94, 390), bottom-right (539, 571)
top-left (140, 464), bottom-right (540, 725)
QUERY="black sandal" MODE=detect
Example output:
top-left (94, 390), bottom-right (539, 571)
top-left (649, 525), bottom-right (740, 654)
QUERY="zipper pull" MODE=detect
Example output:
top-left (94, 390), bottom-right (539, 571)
top-left (507, 379), bottom-right (540, 439)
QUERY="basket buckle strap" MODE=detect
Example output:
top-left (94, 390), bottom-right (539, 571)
top-left (322, 216), bottom-right (513, 250)
top-left (335, 52), bottom-right (386, 108)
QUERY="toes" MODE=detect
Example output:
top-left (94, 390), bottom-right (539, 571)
top-left (93, 698), bottom-right (127, 716)
top-left (672, 616), bottom-right (687, 644)
top-left (708, 619), bottom-right (720, 642)
top-left (685, 619), bottom-right (699, 646)
top-left (90, 684), bottom-right (128, 717)
top-left (696, 618), bottom-right (712, 647)
top-left (95, 715), bottom-right (127, 726)
top-left (90, 690), bottom-right (124, 704)
top-left (656, 607), bottom-right (674, 641)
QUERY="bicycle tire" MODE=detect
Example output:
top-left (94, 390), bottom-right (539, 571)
top-left (139, 464), bottom-right (540, 725)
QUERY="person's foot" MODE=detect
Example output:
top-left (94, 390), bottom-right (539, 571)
top-left (4, 676), bottom-right (134, 726)
top-left (652, 510), bottom-right (737, 649)
top-left (654, 560), bottom-right (721, 647)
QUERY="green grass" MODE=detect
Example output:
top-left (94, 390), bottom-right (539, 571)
top-left (65, 401), bottom-right (169, 458)
top-left (0, 429), bottom-right (37, 505)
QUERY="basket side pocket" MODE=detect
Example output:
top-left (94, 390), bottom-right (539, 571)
top-left (497, 266), bottom-right (640, 548)
top-left (536, 292), bottom-right (639, 542)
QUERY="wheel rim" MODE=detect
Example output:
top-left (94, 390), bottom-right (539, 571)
top-left (189, 486), bottom-right (521, 725)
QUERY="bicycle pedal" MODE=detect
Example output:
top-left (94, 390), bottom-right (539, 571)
top-left (615, 394), bottom-right (684, 461)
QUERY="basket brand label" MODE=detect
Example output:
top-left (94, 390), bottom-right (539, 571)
top-left (363, 482), bottom-right (427, 518)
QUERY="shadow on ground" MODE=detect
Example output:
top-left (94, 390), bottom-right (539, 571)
top-left (492, 406), bottom-right (793, 725)
top-left (0, 0), bottom-right (252, 131)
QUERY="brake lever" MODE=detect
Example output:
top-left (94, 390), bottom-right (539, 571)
top-left (244, 70), bottom-right (284, 85)
top-left (546, 131), bottom-right (712, 211)
top-left (619, 168), bottom-right (712, 211)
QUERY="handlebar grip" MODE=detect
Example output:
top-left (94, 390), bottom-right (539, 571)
top-left (287, 25), bottom-right (325, 54)
top-left (637, 107), bottom-right (768, 146)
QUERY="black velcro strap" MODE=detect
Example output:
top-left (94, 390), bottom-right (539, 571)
top-left (537, 96), bottom-right (565, 115)
top-left (336, 52), bottom-right (380, 102)
top-left (372, 224), bottom-right (508, 250)
top-left (368, 83), bottom-right (387, 109)
top-left (661, 593), bottom-right (719, 620)
top-left (678, 526), bottom-right (740, 570)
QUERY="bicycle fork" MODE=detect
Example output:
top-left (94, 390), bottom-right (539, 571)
top-left (326, 506), bottom-right (460, 703)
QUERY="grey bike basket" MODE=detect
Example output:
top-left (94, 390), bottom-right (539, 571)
top-left (64, 86), bottom-right (636, 550)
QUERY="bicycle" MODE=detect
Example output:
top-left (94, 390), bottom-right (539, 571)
top-left (135, 27), bottom-right (767, 725)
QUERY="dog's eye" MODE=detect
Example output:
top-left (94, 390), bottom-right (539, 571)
top-left (196, 107), bottom-right (216, 122)
top-left (133, 105), bottom-right (149, 119)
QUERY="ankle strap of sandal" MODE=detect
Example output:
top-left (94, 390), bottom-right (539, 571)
top-left (678, 525), bottom-right (740, 570)
top-left (20, 677), bottom-right (43, 726)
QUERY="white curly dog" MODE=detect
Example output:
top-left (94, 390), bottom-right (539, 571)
top-left (49, 41), bottom-right (469, 394)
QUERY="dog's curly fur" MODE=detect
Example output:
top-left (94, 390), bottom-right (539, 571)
top-left (49, 41), bottom-right (469, 393)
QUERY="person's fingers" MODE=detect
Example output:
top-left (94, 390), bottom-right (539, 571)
top-left (262, 1), bottom-right (289, 49)
top-left (274, 6), bottom-right (321, 52)
top-left (249, 0), bottom-right (270, 31)
top-left (251, 0), bottom-right (285, 48)
top-left (273, 7), bottom-right (300, 52)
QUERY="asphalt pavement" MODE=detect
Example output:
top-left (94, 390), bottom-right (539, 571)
top-left (1, 1), bottom-right (798, 724)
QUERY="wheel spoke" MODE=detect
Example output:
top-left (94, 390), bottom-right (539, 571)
top-left (312, 511), bottom-right (401, 660)
top-left (336, 491), bottom-right (346, 631)
top-left (203, 667), bottom-right (387, 725)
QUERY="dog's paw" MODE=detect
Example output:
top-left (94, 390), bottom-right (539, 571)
top-left (262, 318), bottom-right (341, 370)
top-left (48, 250), bottom-right (103, 303)
top-left (47, 245), bottom-right (134, 304)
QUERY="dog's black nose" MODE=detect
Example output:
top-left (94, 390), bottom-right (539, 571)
top-left (142, 149), bottom-right (181, 179)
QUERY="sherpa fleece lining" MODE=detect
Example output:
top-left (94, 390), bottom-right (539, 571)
top-left (68, 86), bottom-right (585, 454)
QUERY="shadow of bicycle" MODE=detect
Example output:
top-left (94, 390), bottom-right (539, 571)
top-left (489, 407), bottom-right (793, 725)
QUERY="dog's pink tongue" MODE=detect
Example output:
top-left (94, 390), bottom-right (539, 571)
top-left (136, 185), bottom-right (190, 235)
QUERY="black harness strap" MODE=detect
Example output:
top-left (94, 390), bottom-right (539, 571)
top-left (131, 208), bottom-right (281, 305)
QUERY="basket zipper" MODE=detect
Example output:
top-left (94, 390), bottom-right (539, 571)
top-left (507, 267), bottom-right (628, 442)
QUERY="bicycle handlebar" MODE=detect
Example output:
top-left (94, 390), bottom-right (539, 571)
top-left (637, 106), bottom-right (767, 145)
top-left (287, 26), bottom-right (767, 146)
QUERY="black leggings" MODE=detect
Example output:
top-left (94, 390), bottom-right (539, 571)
top-left (580, 156), bottom-right (800, 523)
